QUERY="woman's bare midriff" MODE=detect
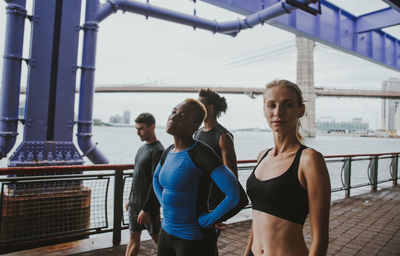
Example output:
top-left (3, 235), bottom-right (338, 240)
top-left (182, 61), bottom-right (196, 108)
top-left (251, 210), bottom-right (308, 256)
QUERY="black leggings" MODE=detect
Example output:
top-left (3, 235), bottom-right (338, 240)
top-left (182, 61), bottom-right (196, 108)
top-left (157, 228), bottom-right (216, 256)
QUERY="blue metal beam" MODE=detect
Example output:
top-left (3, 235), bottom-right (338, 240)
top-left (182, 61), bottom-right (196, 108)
top-left (201, 0), bottom-right (400, 72)
top-left (356, 8), bottom-right (400, 33)
top-left (96, 0), bottom-right (313, 36)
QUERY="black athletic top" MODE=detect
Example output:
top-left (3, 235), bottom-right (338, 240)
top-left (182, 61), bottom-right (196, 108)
top-left (194, 123), bottom-right (248, 222)
top-left (246, 145), bottom-right (309, 225)
top-left (194, 123), bottom-right (233, 158)
top-left (129, 141), bottom-right (164, 216)
top-left (194, 123), bottom-right (233, 210)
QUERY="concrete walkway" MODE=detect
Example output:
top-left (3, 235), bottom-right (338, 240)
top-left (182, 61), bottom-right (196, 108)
top-left (7, 186), bottom-right (400, 256)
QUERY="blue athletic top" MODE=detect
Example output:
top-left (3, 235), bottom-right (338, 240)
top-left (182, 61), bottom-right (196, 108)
top-left (153, 140), bottom-right (240, 240)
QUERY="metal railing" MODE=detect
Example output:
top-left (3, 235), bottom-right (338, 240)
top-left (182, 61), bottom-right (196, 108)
top-left (0, 152), bottom-right (398, 253)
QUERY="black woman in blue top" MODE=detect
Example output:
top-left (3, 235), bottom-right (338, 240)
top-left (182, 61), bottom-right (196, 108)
top-left (153, 98), bottom-right (240, 256)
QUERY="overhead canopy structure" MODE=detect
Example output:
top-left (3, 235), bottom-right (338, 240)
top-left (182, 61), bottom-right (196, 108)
top-left (202, 0), bottom-right (400, 72)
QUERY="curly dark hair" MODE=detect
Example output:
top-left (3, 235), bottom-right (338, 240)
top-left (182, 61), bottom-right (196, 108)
top-left (198, 88), bottom-right (227, 118)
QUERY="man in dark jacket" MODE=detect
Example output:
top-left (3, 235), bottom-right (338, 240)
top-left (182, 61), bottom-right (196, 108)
top-left (125, 113), bottom-right (164, 256)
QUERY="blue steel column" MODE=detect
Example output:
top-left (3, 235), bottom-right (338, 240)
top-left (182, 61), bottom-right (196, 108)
top-left (77, 0), bottom-right (108, 164)
top-left (0, 0), bottom-right (26, 159)
top-left (22, 1), bottom-right (56, 143)
top-left (52, 0), bottom-right (81, 143)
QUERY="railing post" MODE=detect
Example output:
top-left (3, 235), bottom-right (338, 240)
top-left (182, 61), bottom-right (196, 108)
top-left (391, 154), bottom-right (398, 186)
top-left (343, 157), bottom-right (351, 198)
top-left (113, 169), bottom-right (123, 245)
top-left (368, 156), bottom-right (378, 192)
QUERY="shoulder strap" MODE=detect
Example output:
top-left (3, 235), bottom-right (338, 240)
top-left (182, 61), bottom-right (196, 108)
top-left (260, 148), bottom-right (272, 162)
top-left (160, 144), bottom-right (173, 166)
top-left (252, 148), bottom-right (272, 171)
top-left (293, 144), bottom-right (308, 171)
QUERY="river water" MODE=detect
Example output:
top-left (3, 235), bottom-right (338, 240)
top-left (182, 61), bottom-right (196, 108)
top-left (90, 126), bottom-right (399, 164)
top-left (1, 125), bottom-right (398, 168)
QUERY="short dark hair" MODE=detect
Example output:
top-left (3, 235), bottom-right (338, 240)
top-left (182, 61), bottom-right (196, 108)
top-left (199, 88), bottom-right (227, 117)
top-left (183, 98), bottom-right (207, 126)
top-left (135, 113), bottom-right (155, 127)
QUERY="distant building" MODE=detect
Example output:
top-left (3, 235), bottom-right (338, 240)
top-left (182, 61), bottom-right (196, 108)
top-left (123, 110), bottom-right (131, 124)
top-left (109, 114), bottom-right (124, 124)
top-left (93, 118), bottom-right (103, 126)
top-left (318, 116), bottom-right (335, 123)
top-left (109, 110), bottom-right (131, 124)
top-left (316, 117), bottom-right (369, 133)
top-left (382, 78), bottom-right (400, 131)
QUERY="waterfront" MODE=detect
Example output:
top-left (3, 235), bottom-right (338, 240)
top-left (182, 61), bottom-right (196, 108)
top-left (1, 114), bottom-right (398, 254)
top-left (1, 125), bottom-right (399, 167)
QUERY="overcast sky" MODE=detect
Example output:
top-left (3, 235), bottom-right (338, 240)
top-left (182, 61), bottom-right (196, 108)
top-left (0, 0), bottom-right (399, 129)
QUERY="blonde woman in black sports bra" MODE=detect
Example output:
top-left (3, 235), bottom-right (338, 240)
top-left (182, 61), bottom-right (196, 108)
top-left (244, 80), bottom-right (331, 256)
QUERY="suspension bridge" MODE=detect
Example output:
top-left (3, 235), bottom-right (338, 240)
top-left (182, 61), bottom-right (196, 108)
top-left (30, 85), bottom-right (398, 99)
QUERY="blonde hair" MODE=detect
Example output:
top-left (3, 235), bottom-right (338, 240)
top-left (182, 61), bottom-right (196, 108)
top-left (183, 98), bottom-right (207, 126)
top-left (264, 79), bottom-right (305, 144)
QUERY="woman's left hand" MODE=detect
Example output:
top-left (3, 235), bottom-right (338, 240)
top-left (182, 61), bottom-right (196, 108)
top-left (215, 222), bottom-right (227, 230)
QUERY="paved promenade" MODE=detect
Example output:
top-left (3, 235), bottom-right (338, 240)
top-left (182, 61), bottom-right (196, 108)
top-left (8, 186), bottom-right (400, 256)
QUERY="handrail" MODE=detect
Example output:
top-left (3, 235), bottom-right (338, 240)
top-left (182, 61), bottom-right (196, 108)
top-left (0, 151), bottom-right (399, 174)
top-left (324, 152), bottom-right (400, 158)
top-left (0, 164), bottom-right (134, 175)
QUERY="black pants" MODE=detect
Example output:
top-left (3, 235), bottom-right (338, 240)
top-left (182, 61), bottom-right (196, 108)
top-left (157, 228), bottom-right (217, 256)
top-left (214, 229), bottom-right (221, 256)
top-left (247, 248), bottom-right (254, 256)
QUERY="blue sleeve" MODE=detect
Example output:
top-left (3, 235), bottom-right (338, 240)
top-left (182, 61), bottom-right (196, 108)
top-left (198, 165), bottom-right (240, 228)
top-left (152, 163), bottom-right (163, 204)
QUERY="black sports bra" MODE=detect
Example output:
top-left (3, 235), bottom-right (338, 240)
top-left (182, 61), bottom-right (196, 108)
top-left (246, 145), bottom-right (309, 225)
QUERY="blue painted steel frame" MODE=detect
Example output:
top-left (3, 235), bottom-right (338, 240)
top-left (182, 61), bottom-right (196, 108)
top-left (201, 0), bottom-right (400, 72)
top-left (8, 0), bottom-right (84, 166)
top-left (2, 0), bottom-right (309, 165)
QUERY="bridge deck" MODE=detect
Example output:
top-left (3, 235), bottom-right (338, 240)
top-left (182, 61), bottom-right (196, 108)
top-left (6, 186), bottom-right (400, 256)
top-left (19, 86), bottom-right (400, 99)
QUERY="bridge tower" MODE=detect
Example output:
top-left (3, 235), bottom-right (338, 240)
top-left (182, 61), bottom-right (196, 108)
top-left (296, 36), bottom-right (316, 137)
